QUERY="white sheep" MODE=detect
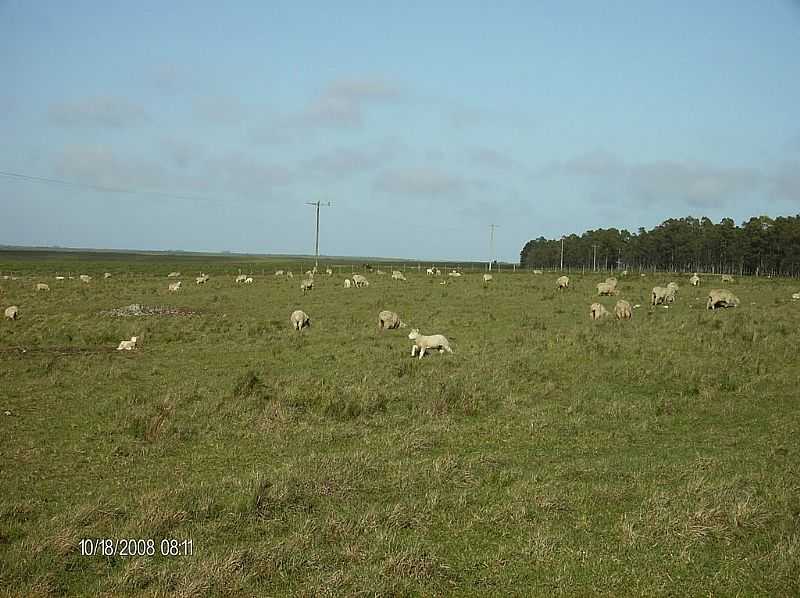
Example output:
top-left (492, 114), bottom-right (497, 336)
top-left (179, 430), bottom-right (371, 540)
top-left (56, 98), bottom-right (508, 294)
top-left (614, 299), bottom-right (632, 320)
top-left (168, 281), bottom-right (182, 292)
top-left (605, 277), bottom-right (618, 287)
top-left (286, 271), bottom-right (294, 279)
top-left (300, 279), bottom-right (313, 293)
top-left (449, 271), bottom-right (462, 277)
top-left (597, 282), bottom-right (618, 296)
top-left (196, 273), bottom-right (210, 284)
top-left (707, 289), bottom-right (739, 310)
top-left (35, 283), bottom-right (50, 291)
top-left (483, 273), bottom-right (493, 284)
top-left (533, 269), bottom-right (543, 275)
top-left (378, 310), bottom-right (407, 330)
top-left (651, 286), bottom-right (674, 306)
top-left (235, 274), bottom-right (248, 284)
top-left (290, 309), bottom-right (311, 330)
top-left (556, 275), bottom-right (569, 290)
top-left (391, 271), bottom-right (406, 281)
top-left (352, 274), bottom-right (369, 288)
top-left (274, 270), bottom-right (285, 276)
top-left (167, 272), bottom-right (181, 278)
top-left (343, 278), bottom-right (352, 288)
top-left (792, 292), bottom-right (800, 300)
top-left (408, 328), bottom-right (453, 359)
top-left (689, 273), bottom-right (700, 286)
top-left (79, 274), bottom-right (92, 283)
top-left (244, 277), bottom-right (253, 284)
top-left (326, 268), bottom-right (333, 276)
top-left (590, 303), bottom-right (610, 320)
top-left (55, 276), bottom-right (66, 280)
top-left (667, 282), bottom-right (679, 293)
top-left (5, 305), bottom-right (18, 320)
top-left (426, 268), bottom-right (435, 276)
top-left (104, 272), bottom-right (112, 279)
top-left (721, 274), bottom-right (735, 283)
top-left (116, 336), bottom-right (138, 351)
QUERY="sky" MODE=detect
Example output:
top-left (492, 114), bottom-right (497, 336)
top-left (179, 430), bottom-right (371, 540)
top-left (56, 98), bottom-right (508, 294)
top-left (1, 1), bottom-right (799, 262)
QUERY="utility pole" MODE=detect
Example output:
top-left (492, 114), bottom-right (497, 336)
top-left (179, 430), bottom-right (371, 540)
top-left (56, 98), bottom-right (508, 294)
top-left (306, 201), bottom-right (331, 270)
top-left (592, 244), bottom-right (598, 272)
top-left (560, 236), bottom-right (565, 271)
top-left (488, 224), bottom-right (499, 271)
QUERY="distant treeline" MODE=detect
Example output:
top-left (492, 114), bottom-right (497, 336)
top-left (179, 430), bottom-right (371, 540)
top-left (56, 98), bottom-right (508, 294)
top-left (520, 215), bottom-right (800, 276)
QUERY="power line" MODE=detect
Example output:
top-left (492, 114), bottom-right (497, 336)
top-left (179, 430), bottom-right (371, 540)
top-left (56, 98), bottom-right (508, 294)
top-left (0, 169), bottom-right (212, 202)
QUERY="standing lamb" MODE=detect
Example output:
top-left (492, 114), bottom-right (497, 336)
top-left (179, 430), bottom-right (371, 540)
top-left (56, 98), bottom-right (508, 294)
top-left (614, 300), bottom-right (632, 320)
top-left (343, 278), bottom-right (352, 288)
top-left (5, 306), bottom-right (18, 320)
top-left (391, 271), bottom-right (406, 281)
top-left (300, 279), bottom-right (313, 294)
top-left (352, 274), bottom-right (369, 288)
top-left (483, 273), bottom-right (493, 285)
top-left (689, 273), bottom-right (701, 286)
top-left (707, 289), bottom-right (740, 310)
top-left (35, 283), bottom-right (50, 291)
top-left (651, 286), bottom-right (669, 306)
top-left (290, 309), bottom-right (311, 330)
top-left (407, 329), bottom-right (453, 359)
top-left (590, 303), bottom-right (610, 320)
top-left (378, 310), bottom-right (407, 330)
top-left (116, 336), bottom-right (138, 351)
top-left (426, 268), bottom-right (435, 276)
top-left (326, 268), bottom-right (333, 276)
top-left (235, 274), bottom-right (248, 284)
top-left (596, 282), bottom-right (618, 296)
top-left (244, 277), bottom-right (253, 284)
top-left (792, 292), bottom-right (800, 301)
top-left (167, 272), bottom-right (181, 278)
top-left (168, 281), bottom-right (182, 292)
top-left (196, 273), bottom-right (210, 284)
top-left (556, 275), bottom-right (570, 290)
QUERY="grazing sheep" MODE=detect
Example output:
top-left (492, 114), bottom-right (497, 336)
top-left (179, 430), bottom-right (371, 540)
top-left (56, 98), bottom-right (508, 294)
top-left (5, 305), bottom-right (19, 320)
top-left (590, 302), bottom-right (610, 320)
top-left (483, 273), bottom-right (493, 284)
top-left (426, 268), bottom-right (435, 276)
top-left (378, 310), bottom-right (407, 330)
top-left (533, 269), bottom-right (543, 275)
top-left (35, 283), bottom-right (50, 291)
top-left (721, 274), bottom-right (735, 283)
top-left (326, 268), bottom-right (333, 276)
top-left (116, 336), bottom-right (138, 351)
top-left (235, 274), bottom-right (248, 284)
top-left (667, 282), bottom-right (679, 293)
top-left (244, 277), bottom-right (253, 284)
top-left (274, 270), bottom-right (285, 276)
top-left (449, 271), bottom-right (462, 277)
top-left (391, 271), bottom-right (407, 281)
top-left (300, 279), bottom-right (314, 293)
top-left (168, 281), bottom-right (182, 292)
top-left (597, 282), bottom-right (618, 296)
top-left (286, 271), bottom-right (294, 279)
top-left (104, 272), bottom-right (112, 279)
top-left (352, 274), bottom-right (369, 288)
top-left (605, 277), bottom-right (618, 287)
top-left (290, 309), bottom-right (310, 330)
top-left (614, 299), bottom-right (632, 320)
top-left (195, 274), bottom-right (209, 284)
top-left (55, 276), bottom-right (65, 280)
top-left (408, 328), bottom-right (453, 359)
top-left (79, 275), bottom-right (91, 283)
top-left (343, 278), bottom-right (352, 288)
top-left (707, 289), bottom-right (740, 310)
top-left (689, 273), bottom-right (701, 286)
top-left (556, 275), bottom-right (570, 290)
top-left (651, 286), bottom-right (671, 306)
top-left (167, 272), bottom-right (181, 278)
top-left (792, 292), bottom-right (800, 300)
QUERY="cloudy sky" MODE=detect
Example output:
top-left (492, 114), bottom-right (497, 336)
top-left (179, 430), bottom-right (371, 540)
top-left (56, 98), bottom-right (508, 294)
top-left (1, 1), bottom-right (799, 261)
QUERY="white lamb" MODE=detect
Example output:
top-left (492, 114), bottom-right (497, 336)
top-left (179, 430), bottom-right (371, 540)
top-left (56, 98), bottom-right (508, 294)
top-left (274, 270), bottom-right (285, 276)
top-left (290, 309), bottom-right (311, 330)
top-left (79, 274), bottom-right (92, 283)
top-left (352, 274), bottom-right (369, 288)
top-left (5, 305), bottom-right (19, 320)
top-left (168, 281), bottom-right (182, 292)
top-left (378, 310), bottom-right (407, 330)
top-left (689, 273), bottom-right (701, 286)
top-left (408, 329), bottom-right (453, 359)
top-left (36, 283), bottom-right (50, 291)
top-left (244, 277), bottom-right (253, 284)
top-left (167, 272), bottom-right (181, 278)
top-left (300, 279), bottom-right (313, 293)
top-left (792, 292), bottom-right (800, 301)
top-left (326, 268), bottom-right (333, 276)
top-left (235, 274), bottom-right (248, 284)
top-left (533, 269), bottom-right (543, 275)
top-left (104, 272), bottom-right (112, 279)
top-left (343, 278), bottom-right (352, 288)
top-left (556, 275), bottom-right (569, 290)
top-left (55, 276), bottom-right (66, 280)
top-left (426, 268), bottom-right (435, 276)
top-left (391, 271), bottom-right (406, 281)
top-left (116, 336), bottom-right (138, 351)
top-left (483, 273), bottom-right (493, 284)
top-left (196, 273), bottom-right (210, 284)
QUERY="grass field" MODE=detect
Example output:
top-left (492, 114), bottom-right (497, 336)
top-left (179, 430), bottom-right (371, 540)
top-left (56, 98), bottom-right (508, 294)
top-left (1, 251), bottom-right (799, 596)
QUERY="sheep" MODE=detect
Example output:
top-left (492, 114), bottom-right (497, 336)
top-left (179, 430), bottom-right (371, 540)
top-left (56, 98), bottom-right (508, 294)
top-left (408, 328), bottom-right (453, 359)
top-left (483, 273), bottom-right (493, 284)
top-left (274, 270), bottom-right (285, 276)
top-left (667, 282), bottom-right (679, 293)
top-left (168, 281), bottom-right (182, 292)
top-left (244, 277), bottom-right (253, 284)
top-left (376, 269), bottom-right (386, 275)
top-left (167, 272), bottom-right (181, 278)
top-left (290, 309), bottom-right (310, 330)
top-left (721, 274), bottom-right (735, 283)
top-left (55, 276), bottom-right (65, 280)
top-left (5, 305), bottom-right (18, 320)
top-left (792, 292), bottom-right (800, 300)
top-left (352, 274), bottom-right (369, 288)
top-left (326, 268), bottom-right (333, 276)
top-left (196, 273), bottom-right (210, 284)
top-left (651, 286), bottom-right (673, 306)
top-left (104, 272), bottom-right (112, 279)
top-left (235, 274), bottom-right (248, 284)
top-left (533, 269), bottom-right (543, 275)
top-left (35, 283), bottom-right (50, 292)
top-left (391, 271), bottom-right (407, 281)
top-left (343, 278), bottom-right (352, 288)
top-left (597, 282), bottom-right (618, 296)
top-left (79, 274), bottom-right (91, 283)
top-left (707, 289), bottom-right (740, 310)
top-left (300, 279), bottom-right (314, 294)
top-left (621, 270), bottom-right (629, 276)
top-left (556, 275), bottom-right (570, 290)
top-left (689, 273), bottom-right (701, 286)
top-left (605, 277), bottom-right (618, 287)
top-left (286, 271), bottom-right (294, 279)
top-left (614, 299), bottom-right (632, 320)
top-left (426, 268), bottom-right (435, 276)
top-left (449, 271), bottom-right (462, 277)
top-left (116, 336), bottom-right (138, 351)
top-left (305, 270), bottom-right (314, 278)
top-left (590, 302), bottom-right (610, 320)
top-left (378, 310), bottom-right (407, 330)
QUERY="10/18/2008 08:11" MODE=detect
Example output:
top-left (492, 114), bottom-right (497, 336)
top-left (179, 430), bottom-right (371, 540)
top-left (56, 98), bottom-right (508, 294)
top-left (79, 538), bottom-right (194, 557)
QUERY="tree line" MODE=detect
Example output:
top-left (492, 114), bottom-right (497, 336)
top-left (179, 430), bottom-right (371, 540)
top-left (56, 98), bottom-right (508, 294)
top-left (520, 215), bottom-right (800, 276)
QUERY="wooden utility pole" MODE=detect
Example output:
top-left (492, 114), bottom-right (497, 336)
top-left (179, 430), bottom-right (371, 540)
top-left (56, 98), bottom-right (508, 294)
top-left (306, 201), bottom-right (331, 269)
top-left (488, 224), bottom-right (499, 271)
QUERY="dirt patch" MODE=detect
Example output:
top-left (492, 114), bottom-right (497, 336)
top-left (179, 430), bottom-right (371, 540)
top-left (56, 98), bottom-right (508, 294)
top-left (101, 304), bottom-right (196, 317)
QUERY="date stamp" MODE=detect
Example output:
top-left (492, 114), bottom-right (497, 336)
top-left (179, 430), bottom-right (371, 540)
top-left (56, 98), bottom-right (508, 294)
top-left (79, 538), bottom-right (194, 557)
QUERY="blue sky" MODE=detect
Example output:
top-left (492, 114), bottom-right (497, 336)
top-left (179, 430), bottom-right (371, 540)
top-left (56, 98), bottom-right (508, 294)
top-left (1, 1), bottom-right (799, 261)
